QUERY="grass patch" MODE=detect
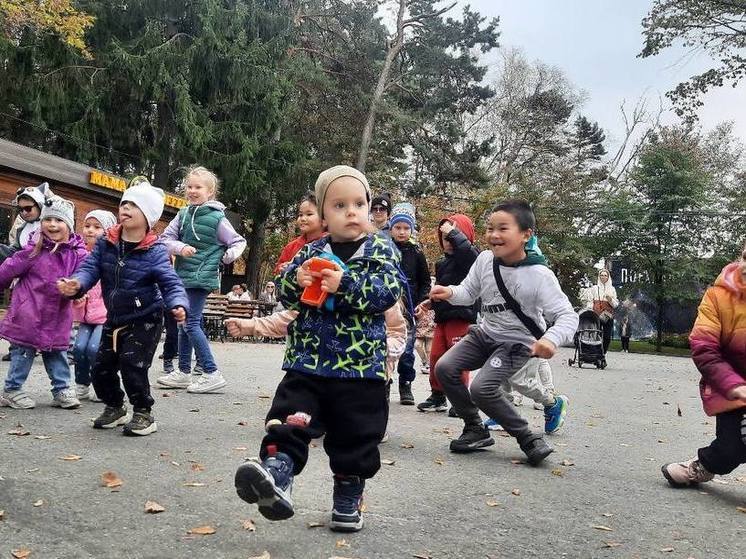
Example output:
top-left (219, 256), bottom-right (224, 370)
top-left (608, 339), bottom-right (690, 358)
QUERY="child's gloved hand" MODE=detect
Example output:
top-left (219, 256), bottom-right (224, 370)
top-left (297, 261), bottom-right (314, 288)
top-left (171, 306), bottom-right (186, 322)
top-left (56, 278), bottom-right (80, 297)
top-left (429, 286), bottom-right (452, 301)
top-left (531, 338), bottom-right (556, 359)
top-left (225, 317), bottom-right (254, 337)
top-left (320, 267), bottom-right (343, 294)
top-left (181, 245), bottom-right (197, 257)
top-left (727, 385), bottom-right (746, 401)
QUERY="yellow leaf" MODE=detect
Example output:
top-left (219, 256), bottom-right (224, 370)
top-left (336, 539), bottom-right (351, 548)
top-left (307, 521), bottom-right (325, 528)
top-left (190, 463), bottom-right (205, 472)
top-left (187, 525), bottom-right (216, 535)
top-left (61, 455), bottom-right (82, 461)
top-left (101, 471), bottom-right (123, 488)
top-left (144, 500), bottom-right (165, 514)
top-left (551, 468), bottom-right (565, 477)
top-left (592, 525), bottom-right (613, 532)
top-left (32, 499), bottom-right (43, 507)
top-left (434, 457), bottom-right (445, 465)
top-left (11, 548), bottom-right (31, 559)
top-left (486, 500), bottom-right (500, 507)
top-left (242, 519), bottom-right (256, 532)
top-left (183, 482), bottom-right (206, 487)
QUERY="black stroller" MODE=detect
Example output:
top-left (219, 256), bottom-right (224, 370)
top-left (567, 309), bottom-right (606, 369)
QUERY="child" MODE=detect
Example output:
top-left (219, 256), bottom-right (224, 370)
top-left (661, 245), bottom-right (746, 487)
top-left (0, 196), bottom-right (87, 409)
top-left (57, 180), bottom-right (188, 436)
top-left (417, 215), bottom-right (479, 413)
top-left (157, 166), bottom-right (246, 393)
top-left (431, 200), bottom-right (577, 465)
top-left (389, 202), bottom-right (430, 405)
top-left (233, 165), bottom-right (402, 532)
top-left (274, 193), bottom-right (324, 274)
top-left (620, 316), bottom-right (631, 352)
top-left (72, 210), bottom-right (117, 401)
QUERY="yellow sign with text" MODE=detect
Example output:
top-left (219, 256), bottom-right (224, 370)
top-left (89, 170), bottom-right (187, 210)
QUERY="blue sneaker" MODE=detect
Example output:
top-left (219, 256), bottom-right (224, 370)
top-left (329, 475), bottom-right (365, 532)
top-left (483, 418), bottom-right (503, 431)
top-left (544, 394), bottom-right (569, 434)
top-left (235, 449), bottom-right (294, 520)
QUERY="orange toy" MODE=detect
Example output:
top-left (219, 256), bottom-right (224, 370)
top-left (300, 257), bottom-right (339, 307)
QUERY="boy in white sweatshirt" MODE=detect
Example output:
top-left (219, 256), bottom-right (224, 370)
top-left (430, 200), bottom-right (578, 465)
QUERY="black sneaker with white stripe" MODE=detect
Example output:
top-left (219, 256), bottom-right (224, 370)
top-left (449, 423), bottom-right (494, 453)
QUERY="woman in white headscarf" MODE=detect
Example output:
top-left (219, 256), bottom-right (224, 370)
top-left (581, 268), bottom-right (619, 352)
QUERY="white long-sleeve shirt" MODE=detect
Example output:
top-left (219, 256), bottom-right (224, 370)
top-left (448, 250), bottom-right (578, 349)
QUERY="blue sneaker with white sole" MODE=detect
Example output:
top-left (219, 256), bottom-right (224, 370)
top-left (544, 394), bottom-right (569, 434)
top-left (235, 449), bottom-right (294, 520)
top-left (483, 418), bottom-right (503, 431)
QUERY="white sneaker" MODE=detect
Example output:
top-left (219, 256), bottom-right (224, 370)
top-left (0, 390), bottom-right (36, 409)
top-left (156, 370), bottom-right (191, 388)
top-left (187, 372), bottom-right (227, 394)
top-left (89, 389), bottom-right (102, 403)
top-left (51, 388), bottom-right (81, 409)
top-left (76, 384), bottom-right (91, 400)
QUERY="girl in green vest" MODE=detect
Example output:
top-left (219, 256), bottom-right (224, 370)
top-left (158, 166), bottom-right (246, 393)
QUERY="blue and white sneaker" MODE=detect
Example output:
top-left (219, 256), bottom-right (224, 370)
top-left (329, 475), bottom-right (365, 532)
top-left (483, 418), bottom-right (504, 431)
top-left (544, 395), bottom-right (569, 434)
top-left (235, 449), bottom-right (294, 520)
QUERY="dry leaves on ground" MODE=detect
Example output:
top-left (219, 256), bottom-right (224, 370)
top-left (187, 525), bottom-right (216, 535)
top-left (144, 500), bottom-right (165, 514)
top-left (592, 525), bottom-right (613, 532)
top-left (8, 424), bottom-right (30, 436)
top-left (434, 457), bottom-right (445, 465)
top-left (400, 443), bottom-right (414, 449)
top-left (190, 462), bottom-right (205, 472)
top-left (511, 489), bottom-right (521, 496)
top-left (11, 548), bottom-right (31, 559)
top-left (485, 500), bottom-right (500, 507)
top-left (736, 506), bottom-right (746, 514)
top-left (242, 519), bottom-right (256, 532)
top-left (61, 455), bottom-right (81, 461)
top-left (551, 468), bottom-right (565, 477)
top-left (32, 499), bottom-right (43, 507)
top-left (101, 471), bottom-right (123, 488)
top-left (336, 539), bottom-right (351, 548)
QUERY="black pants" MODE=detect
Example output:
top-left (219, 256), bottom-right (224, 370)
top-left (602, 318), bottom-right (613, 353)
top-left (620, 336), bottom-right (630, 352)
top-left (92, 312), bottom-right (163, 412)
top-left (162, 307), bottom-right (178, 362)
top-left (698, 409), bottom-right (746, 475)
top-left (260, 371), bottom-right (388, 479)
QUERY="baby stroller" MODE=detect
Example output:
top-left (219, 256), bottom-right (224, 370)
top-left (567, 309), bottom-right (606, 369)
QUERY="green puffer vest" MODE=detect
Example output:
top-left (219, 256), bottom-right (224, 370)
top-left (174, 205), bottom-right (226, 290)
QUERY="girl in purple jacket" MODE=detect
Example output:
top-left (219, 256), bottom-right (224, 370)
top-left (0, 196), bottom-right (87, 410)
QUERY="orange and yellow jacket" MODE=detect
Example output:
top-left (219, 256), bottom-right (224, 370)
top-left (689, 262), bottom-right (746, 416)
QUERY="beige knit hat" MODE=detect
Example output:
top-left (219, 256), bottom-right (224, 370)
top-left (314, 165), bottom-right (371, 219)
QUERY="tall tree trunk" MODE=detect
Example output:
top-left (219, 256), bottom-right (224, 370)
top-left (245, 219), bottom-right (266, 298)
top-left (357, 0), bottom-right (406, 172)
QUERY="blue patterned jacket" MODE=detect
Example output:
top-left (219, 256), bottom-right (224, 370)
top-left (277, 233), bottom-right (403, 381)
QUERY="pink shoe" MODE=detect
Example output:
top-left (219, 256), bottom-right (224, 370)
top-left (661, 458), bottom-right (714, 487)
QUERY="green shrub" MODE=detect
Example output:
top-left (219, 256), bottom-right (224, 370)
top-left (644, 333), bottom-right (691, 349)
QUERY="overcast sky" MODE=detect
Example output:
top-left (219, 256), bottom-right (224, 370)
top-left (453, 0), bottom-right (746, 148)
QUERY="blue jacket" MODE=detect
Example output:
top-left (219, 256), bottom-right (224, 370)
top-left (277, 233), bottom-right (403, 381)
top-left (73, 225), bottom-right (189, 326)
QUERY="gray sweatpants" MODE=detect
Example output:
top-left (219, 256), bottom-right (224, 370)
top-left (435, 326), bottom-right (532, 439)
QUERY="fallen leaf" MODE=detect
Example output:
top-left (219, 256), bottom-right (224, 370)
top-left (32, 499), bottom-right (43, 507)
top-left (307, 521), bottom-right (325, 528)
top-left (160, 452), bottom-right (170, 457)
top-left (602, 513), bottom-right (614, 518)
top-left (238, 420), bottom-right (248, 426)
top-left (170, 461), bottom-right (180, 467)
top-left (61, 455), bottom-right (82, 461)
top-left (233, 446), bottom-right (248, 451)
top-left (247, 553), bottom-right (270, 559)
top-left (258, 394), bottom-right (272, 399)
top-left (660, 547), bottom-right (674, 552)
top-left (400, 442), bottom-right (414, 449)
top-left (551, 468), bottom-right (565, 477)
top-left (360, 502), bottom-right (368, 513)
top-left (162, 392), bottom-right (172, 398)
top-left (187, 525), bottom-right (216, 535)
top-left (11, 548), bottom-right (31, 559)
top-left (101, 471), bottom-right (123, 488)
top-left (33, 435), bottom-right (51, 440)
top-left (736, 506), bottom-right (746, 514)
top-left (232, 401), bottom-right (243, 405)
top-left (188, 408), bottom-right (200, 413)
top-left (0, 510), bottom-right (4, 520)
top-left (560, 459), bottom-right (575, 466)
top-left (190, 463), bottom-right (205, 472)
top-left (511, 488), bottom-right (521, 496)
top-left (434, 457), bottom-right (445, 465)
top-left (657, 439), bottom-right (666, 443)
top-left (381, 459), bottom-right (396, 466)
top-left (144, 500), bottom-right (165, 514)
top-left (677, 405), bottom-right (682, 417)
top-left (8, 427), bottom-right (30, 436)
top-left (592, 525), bottom-right (613, 532)
top-left (412, 554), bottom-right (433, 559)
top-left (486, 500), bottom-right (500, 507)
top-left (25, 468), bottom-right (39, 473)
top-left (183, 482), bottom-right (206, 487)
top-left (510, 459), bottom-right (523, 465)
top-left (601, 541), bottom-right (622, 548)
top-left (335, 539), bottom-right (350, 548)
top-left (242, 519), bottom-right (256, 532)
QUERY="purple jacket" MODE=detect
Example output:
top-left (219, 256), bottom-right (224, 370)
top-left (0, 234), bottom-right (87, 350)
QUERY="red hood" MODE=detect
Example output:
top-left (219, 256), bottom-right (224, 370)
top-left (439, 213), bottom-right (475, 248)
top-left (106, 224), bottom-right (159, 249)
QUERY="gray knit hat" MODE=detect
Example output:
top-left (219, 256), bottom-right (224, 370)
top-left (314, 165), bottom-right (371, 220)
top-left (41, 195), bottom-right (75, 232)
top-left (85, 209), bottom-right (117, 231)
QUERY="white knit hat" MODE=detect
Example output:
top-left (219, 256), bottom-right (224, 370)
top-left (121, 180), bottom-right (165, 229)
top-left (314, 165), bottom-right (371, 219)
top-left (41, 195), bottom-right (75, 232)
top-left (14, 181), bottom-right (53, 210)
top-left (85, 209), bottom-right (117, 231)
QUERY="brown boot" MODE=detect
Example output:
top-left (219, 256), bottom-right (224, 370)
top-left (661, 458), bottom-right (714, 488)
